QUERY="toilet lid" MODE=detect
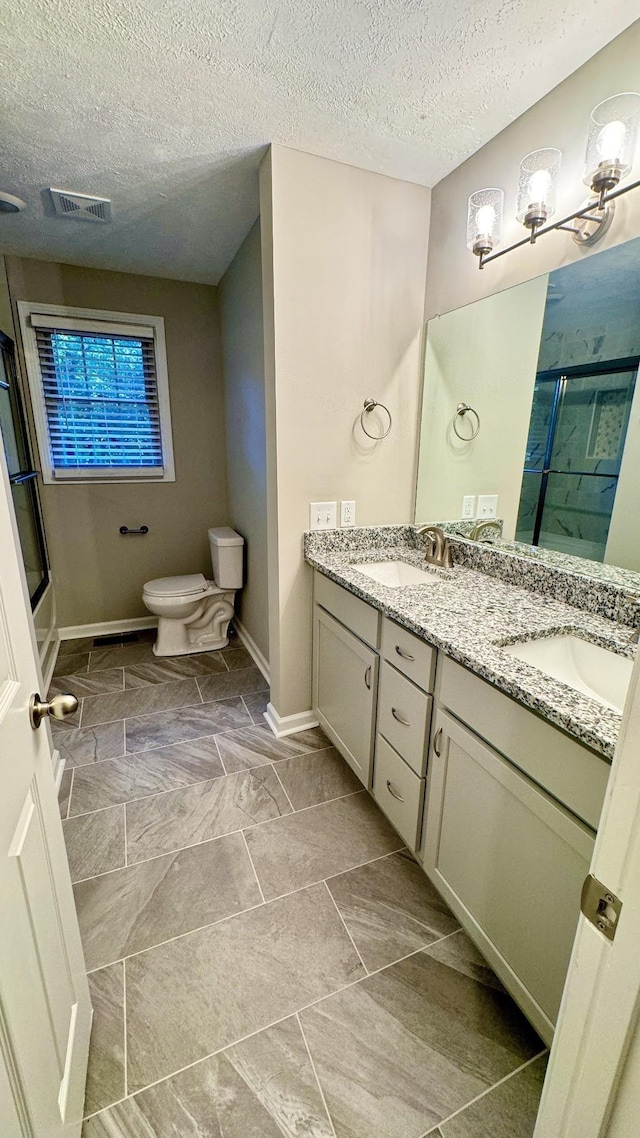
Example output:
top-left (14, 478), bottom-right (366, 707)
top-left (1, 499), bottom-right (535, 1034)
top-left (144, 573), bottom-right (208, 598)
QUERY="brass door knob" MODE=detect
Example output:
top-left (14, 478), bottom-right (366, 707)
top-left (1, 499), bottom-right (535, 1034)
top-left (29, 692), bottom-right (79, 730)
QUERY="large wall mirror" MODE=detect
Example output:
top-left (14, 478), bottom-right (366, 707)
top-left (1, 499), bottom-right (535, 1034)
top-left (416, 235), bottom-right (640, 575)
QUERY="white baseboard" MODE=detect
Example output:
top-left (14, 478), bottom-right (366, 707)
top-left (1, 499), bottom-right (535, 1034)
top-left (233, 618), bottom-right (270, 685)
top-left (57, 617), bottom-right (158, 641)
top-left (264, 702), bottom-right (320, 738)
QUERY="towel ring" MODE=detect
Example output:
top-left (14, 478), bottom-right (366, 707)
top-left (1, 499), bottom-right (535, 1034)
top-left (360, 398), bottom-right (392, 440)
top-left (453, 403), bottom-right (480, 441)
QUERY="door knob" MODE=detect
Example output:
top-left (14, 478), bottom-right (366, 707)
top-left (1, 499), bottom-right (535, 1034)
top-left (30, 692), bottom-right (79, 730)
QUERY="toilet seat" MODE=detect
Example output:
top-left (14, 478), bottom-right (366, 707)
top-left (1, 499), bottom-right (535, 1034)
top-left (144, 573), bottom-right (209, 599)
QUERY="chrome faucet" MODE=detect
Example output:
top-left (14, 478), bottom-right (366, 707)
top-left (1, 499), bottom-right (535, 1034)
top-left (470, 519), bottom-right (502, 542)
top-left (416, 525), bottom-right (454, 569)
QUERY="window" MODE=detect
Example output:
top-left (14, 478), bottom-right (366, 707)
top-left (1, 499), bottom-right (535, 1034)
top-left (18, 303), bottom-right (175, 483)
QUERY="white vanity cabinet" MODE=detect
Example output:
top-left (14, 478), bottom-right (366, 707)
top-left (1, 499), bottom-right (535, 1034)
top-left (312, 574), bottom-right (380, 786)
top-left (422, 656), bottom-right (608, 1044)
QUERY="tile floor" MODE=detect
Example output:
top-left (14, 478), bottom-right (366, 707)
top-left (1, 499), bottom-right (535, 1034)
top-left (54, 631), bottom-right (547, 1137)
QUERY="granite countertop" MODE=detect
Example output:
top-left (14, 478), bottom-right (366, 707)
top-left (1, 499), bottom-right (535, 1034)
top-left (305, 533), bottom-right (637, 761)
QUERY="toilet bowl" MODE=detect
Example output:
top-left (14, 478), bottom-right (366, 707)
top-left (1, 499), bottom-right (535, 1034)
top-left (142, 527), bottom-right (244, 656)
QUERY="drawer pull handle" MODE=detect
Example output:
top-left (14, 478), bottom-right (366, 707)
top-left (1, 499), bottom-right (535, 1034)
top-left (391, 707), bottom-right (411, 726)
top-left (386, 779), bottom-right (405, 802)
top-left (433, 726), bottom-right (443, 757)
top-left (364, 665), bottom-right (372, 690)
top-left (395, 645), bottom-right (415, 661)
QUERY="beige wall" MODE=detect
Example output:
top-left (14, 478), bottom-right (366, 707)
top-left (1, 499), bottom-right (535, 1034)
top-left (262, 145), bottom-right (430, 719)
top-left (219, 220), bottom-right (269, 660)
top-left (425, 20), bottom-right (640, 321)
top-left (6, 257), bottom-right (229, 628)
top-left (416, 275), bottom-right (548, 538)
top-left (0, 257), bottom-right (13, 337)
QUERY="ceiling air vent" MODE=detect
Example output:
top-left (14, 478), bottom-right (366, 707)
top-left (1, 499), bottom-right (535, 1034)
top-left (49, 188), bottom-right (112, 223)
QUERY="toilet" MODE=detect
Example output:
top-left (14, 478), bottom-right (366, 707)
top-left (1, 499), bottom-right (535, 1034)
top-left (142, 527), bottom-right (244, 656)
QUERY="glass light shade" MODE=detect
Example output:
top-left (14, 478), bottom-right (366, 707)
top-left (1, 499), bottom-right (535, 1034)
top-left (584, 92), bottom-right (640, 191)
top-left (466, 188), bottom-right (504, 256)
top-left (516, 148), bottom-right (561, 227)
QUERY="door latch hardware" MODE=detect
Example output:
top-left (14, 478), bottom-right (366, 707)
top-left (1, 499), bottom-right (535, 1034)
top-left (581, 874), bottom-right (622, 942)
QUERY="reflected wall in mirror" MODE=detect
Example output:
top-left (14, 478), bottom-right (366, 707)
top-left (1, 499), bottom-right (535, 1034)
top-left (416, 235), bottom-right (640, 573)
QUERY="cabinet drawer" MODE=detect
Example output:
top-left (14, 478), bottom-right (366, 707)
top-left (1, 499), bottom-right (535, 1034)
top-left (381, 617), bottom-right (436, 693)
top-left (314, 571), bottom-right (380, 649)
top-left (378, 661), bottom-right (431, 776)
top-left (439, 656), bottom-right (608, 830)
top-left (373, 735), bottom-right (424, 850)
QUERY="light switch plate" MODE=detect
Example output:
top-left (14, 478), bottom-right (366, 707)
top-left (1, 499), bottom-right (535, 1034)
top-left (477, 494), bottom-right (498, 518)
top-left (340, 500), bottom-right (356, 527)
top-left (309, 501), bottom-right (337, 530)
top-left (461, 495), bottom-right (476, 520)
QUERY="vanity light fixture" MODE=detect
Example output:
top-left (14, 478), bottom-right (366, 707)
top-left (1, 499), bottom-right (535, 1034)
top-left (468, 92), bottom-right (640, 269)
top-left (466, 188), bottom-right (504, 257)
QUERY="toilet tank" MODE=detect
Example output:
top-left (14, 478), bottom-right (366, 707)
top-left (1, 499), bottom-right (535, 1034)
top-left (208, 527), bottom-right (244, 589)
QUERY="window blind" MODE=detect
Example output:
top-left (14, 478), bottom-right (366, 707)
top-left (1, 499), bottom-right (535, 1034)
top-left (33, 322), bottom-right (165, 475)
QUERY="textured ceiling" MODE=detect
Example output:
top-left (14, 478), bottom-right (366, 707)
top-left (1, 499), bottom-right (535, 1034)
top-left (0, 0), bottom-right (638, 284)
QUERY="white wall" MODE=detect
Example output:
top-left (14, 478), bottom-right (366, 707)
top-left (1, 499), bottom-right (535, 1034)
top-left (261, 145), bottom-right (430, 720)
top-left (219, 220), bottom-right (269, 660)
top-left (606, 361), bottom-right (640, 571)
top-left (416, 275), bottom-right (548, 537)
top-left (425, 21), bottom-right (640, 321)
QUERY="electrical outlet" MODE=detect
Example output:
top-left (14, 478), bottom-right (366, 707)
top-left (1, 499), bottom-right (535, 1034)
top-left (461, 495), bottom-right (476, 520)
top-left (477, 494), bottom-right (498, 518)
top-left (309, 501), bottom-right (337, 530)
top-left (340, 500), bottom-right (356, 527)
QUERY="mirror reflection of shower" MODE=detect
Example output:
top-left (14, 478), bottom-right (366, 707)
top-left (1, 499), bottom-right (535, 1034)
top-left (515, 252), bottom-right (640, 562)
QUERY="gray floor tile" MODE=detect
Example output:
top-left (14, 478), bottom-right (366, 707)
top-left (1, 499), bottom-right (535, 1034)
top-left (58, 636), bottom-right (96, 657)
top-left (83, 1015), bottom-right (334, 1137)
top-left (438, 1053), bottom-right (547, 1137)
top-left (75, 832), bottom-right (261, 971)
top-left (89, 643), bottom-right (157, 672)
top-left (275, 747), bottom-right (361, 809)
top-left (242, 689), bottom-right (270, 722)
top-left (300, 947), bottom-right (542, 1138)
top-left (124, 653), bottom-right (228, 687)
top-left (223, 646), bottom-right (254, 670)
top-left (70, 737), bottom-right (224, 815)
top-left (125, 766), bottom-right (292, 863)
top-left (245, 791), bottom-right (404, 900)
top-left (63, 807), bottom-right (126, 883)
top-left (85, 963), bottom-right (125, 1116)
top-left (327, 849), bottom-right (460, 971)
top-left (425, 929), bottom-right (506, 992)
top-left (53, 650), bottom-right (90, 676)
top-left (124, 697), bottom-right (252, 753)
top-left (125, 882), bottom-right (365, 1093)
top-left (216, 724), bottom-right (332, 774)
top-left (49, 668), bottom-right (125, 701)
top-left (82, 678), bottom-right (203, 728)
top-left (51, 721), bottom-right (126, 768)
top-left (197, 666), bottom-right (269, 702)
top-left (58, 768), bottom-right (73, 820)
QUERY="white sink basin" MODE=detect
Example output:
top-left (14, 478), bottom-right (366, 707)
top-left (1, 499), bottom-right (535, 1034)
top-left (350, 560), bottom-right (442, 588)
top-left (501, 635), bottom-right (633, 714)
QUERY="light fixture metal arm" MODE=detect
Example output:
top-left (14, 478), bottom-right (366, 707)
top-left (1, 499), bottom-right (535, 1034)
top-left (477, 177), bottom-right (640, 269)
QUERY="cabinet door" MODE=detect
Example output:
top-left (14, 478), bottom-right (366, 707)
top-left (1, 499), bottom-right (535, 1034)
top-left (423, 710), bottom-right (594, 1044)
top-left (313, 605), bottom-right (378, 787)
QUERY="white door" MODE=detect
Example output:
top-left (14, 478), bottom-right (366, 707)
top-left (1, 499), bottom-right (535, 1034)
top-left (0, 438), bottom-right (91, 1131)
top-left (534, 652), bottom-right (640, 1135)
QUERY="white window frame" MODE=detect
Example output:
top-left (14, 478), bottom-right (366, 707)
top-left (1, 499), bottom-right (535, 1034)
top-left (17, 301), bottom-right (175, 484)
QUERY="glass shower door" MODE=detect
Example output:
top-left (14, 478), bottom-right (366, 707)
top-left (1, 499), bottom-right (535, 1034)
top-left (516, 361), bottom-right (638, 561)
top-left (0, 330), bottom-right (49, 606)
